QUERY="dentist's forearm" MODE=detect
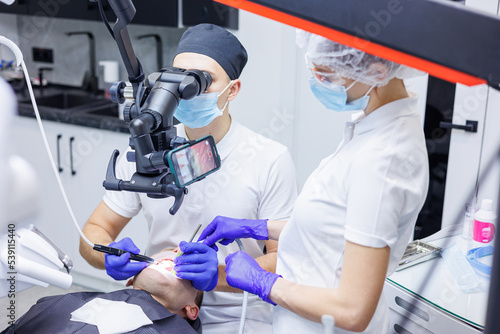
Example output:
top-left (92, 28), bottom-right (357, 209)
top-left (267, 220), bottom-right (287, 241)
top-left (215, 252), bottom-right (278, 292)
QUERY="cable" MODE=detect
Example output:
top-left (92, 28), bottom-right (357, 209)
top-left (20, 61), bottom-right (94, 248)
top-left (235, 238), bottom-right (248, 334)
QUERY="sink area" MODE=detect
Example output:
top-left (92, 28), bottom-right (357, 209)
top-left (15, 86), bottom-right (129, 133)
top-left (84, 104), bottom-right (119, 118)
top-left (20, 91), bottom-right (110, 110)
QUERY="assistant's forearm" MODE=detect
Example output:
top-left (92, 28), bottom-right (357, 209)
top-left (268, 241), bottom-right (389, 333)
top-left (269, 278), bottom-right (364, 332)
top-left (79, 222), bottom-right (113, 269)
top-left (215, 252), bottom-right (278, 293)
top-left (267, 220), bottom-right (287, 240)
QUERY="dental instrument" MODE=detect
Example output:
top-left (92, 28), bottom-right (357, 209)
top-left (93, 244), bottom-right (154, 263)
top-left (235, 239), bottom-right (249, 334)
top-left (176, 224), bottom-right (203, 258)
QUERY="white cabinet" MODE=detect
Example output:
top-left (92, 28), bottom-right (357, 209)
top-left (12, 116), bottom-right (149, 291)
top-left (384, 236), bottom-right (487, 334)
top-left (384, 281), bottom-right (482, 334)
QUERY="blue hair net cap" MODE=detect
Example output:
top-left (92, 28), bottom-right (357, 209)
top-left (174, 24), bottom-right (248, 80)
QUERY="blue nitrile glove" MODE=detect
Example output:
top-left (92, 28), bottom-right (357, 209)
top-left (225, 251), bottom-right (281, 305)
top-left (174, 241), bottom-right (219, 291)
top-left (105, 237), bottom-right (149, 281)
top-left (198, 216), bottom-right (269, 249)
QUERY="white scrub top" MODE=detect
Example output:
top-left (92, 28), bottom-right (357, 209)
top-left (273, 93), bottom-right (429, 334)
top-left (104, 120), bottom-right (298, 334)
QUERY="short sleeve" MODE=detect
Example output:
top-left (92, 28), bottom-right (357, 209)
top-left (344, 145), bottom-right (421, 249)
top-left (258, 148), bottom-right (298, 221)
top-left (102, 150), bottom-right (142, 218)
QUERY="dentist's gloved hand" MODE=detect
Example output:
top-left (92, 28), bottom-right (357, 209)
top-left (225, 251), bottom-right (281, 305)
top-left (198, 216), bottom-right (269, 250)
top-left (175, 241), bottom-right (219, 291)
top-left (105, 237), bottom-right (148, 281)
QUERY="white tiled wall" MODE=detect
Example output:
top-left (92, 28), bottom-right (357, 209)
top-left (0, 13), bottom-right (18, 61)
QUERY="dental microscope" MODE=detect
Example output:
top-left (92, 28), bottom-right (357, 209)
top-left (96, 0), bottom-right (215, 215)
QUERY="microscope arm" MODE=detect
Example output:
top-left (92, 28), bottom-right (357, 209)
top-left (107, 0), bottom-right (143, 97)
top-left (103, 150), bottom-right (187, 215)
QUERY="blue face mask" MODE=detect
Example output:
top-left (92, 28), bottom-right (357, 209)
top-left (309, 77), bottom-right (374, 112)
top-left (174, 81), bottom-right (232, 128)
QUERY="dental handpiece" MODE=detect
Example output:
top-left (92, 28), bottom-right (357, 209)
top-left (93, 244), bottom-right (155, 263)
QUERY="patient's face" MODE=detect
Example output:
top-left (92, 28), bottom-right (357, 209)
top-left (134, 249), bottom-right (198, 312)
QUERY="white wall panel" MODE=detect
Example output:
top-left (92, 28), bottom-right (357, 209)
top-left (0, 13), bottom-right (18, 61)
top-left (465, 0), bottom-right (499, 15)
top-left (477, 88), bottom-right (500, 210)
top-left (442, 84), bottom-right (488, 228)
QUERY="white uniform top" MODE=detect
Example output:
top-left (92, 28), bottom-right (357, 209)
top-left (273, 93), bottom-right (429, 334)
top-left (103, 120), bottom-right (298, 334)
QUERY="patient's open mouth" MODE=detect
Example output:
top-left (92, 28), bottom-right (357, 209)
top-left (150, 258), bottom-right (178, 278)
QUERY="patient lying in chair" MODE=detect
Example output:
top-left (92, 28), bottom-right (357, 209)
top-left (1, 249), bottom-right (203, 334)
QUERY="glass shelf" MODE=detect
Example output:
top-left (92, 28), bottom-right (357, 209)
top-left (386, 235), bottom-right (489, 330)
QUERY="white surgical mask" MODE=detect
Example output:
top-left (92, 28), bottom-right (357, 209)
top-left (174, 81), bottom-right (233, 128)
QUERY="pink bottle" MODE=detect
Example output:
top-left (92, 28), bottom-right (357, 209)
top-left (473, 199), bottom-right (497, 247)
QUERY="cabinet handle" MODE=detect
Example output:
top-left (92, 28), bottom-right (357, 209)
top-left (393, 324), bottom-right (413, 334)
top-left (69, 137), bottom-right (76, 176)
top-left (57, 134), bottom-right (63, 173)
top-left (395, 296), bottom-right (429, 322)
top-left (439, 120), bottom-right (478, 133)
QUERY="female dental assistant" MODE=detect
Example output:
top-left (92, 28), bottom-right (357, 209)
top-left (198, 32), bottom-right (429, 333)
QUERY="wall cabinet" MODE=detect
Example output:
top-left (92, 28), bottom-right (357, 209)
top-left (0, 0), bottom-right (179, 27)
top-left (130, 0), bottom-right (178, 27)
top-left (12, 116), bottom-right (150, 291)
top-left (0, 0), bottom-right (28, 15)
top-left (0, 0), bottom-right (239, 28)
top-left (183, 0), bottom-right (238, 29)
top-left (27, 0), bottom-right (115, 22)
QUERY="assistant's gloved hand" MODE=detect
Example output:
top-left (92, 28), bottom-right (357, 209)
top-left (198, 216), bottom-right (269, 250)
top-left (174, 241), bottom-right (219, 291)
top-left (225, 251), bottom-right (281, 305)
top-left (105, 237), bottom-right (148, 281)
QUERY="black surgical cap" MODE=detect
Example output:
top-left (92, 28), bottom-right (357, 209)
top-left (174, 24), bottom-right (248, 80)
